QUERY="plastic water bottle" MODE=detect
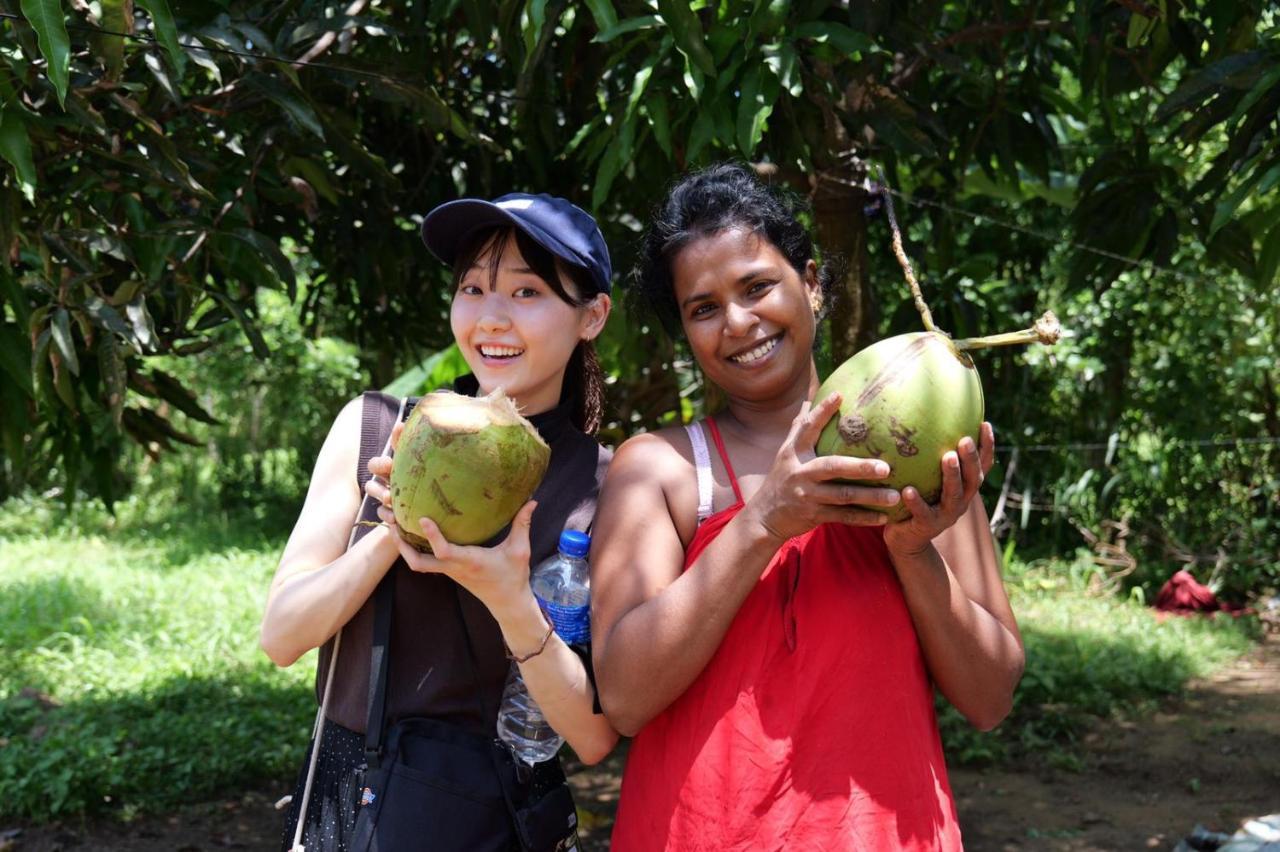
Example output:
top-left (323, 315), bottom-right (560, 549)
top-left (497, 530), bottom-right (592, 765)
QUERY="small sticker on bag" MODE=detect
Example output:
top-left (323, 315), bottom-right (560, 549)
top-left (360, 787), bottom-right (377, 807)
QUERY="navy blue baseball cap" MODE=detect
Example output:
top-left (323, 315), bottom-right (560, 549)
top-left (420, 192), bottom-right (613, 294)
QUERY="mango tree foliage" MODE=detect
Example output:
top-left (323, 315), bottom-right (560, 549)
top-left (0, 1), bottom-right (1276, 590)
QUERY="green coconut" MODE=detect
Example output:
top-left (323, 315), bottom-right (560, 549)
top-left (815, 173), bottom-right (1061, 521)
top-left (816, 332), bottom-right (985, 522)
top-left (389, 389), bottom-right (550, 550)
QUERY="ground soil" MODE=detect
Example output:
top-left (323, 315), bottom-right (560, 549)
top-left (6, 634), bottom-right (1276, 852)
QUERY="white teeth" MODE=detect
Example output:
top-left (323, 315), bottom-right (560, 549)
top-left (730, 337), bottom-right (779, 364)
top-left (480, 345), bottom-right (523, 358)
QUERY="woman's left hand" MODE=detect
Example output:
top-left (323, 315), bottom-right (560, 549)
top-left (883, 422), bottom-right (996, 558)
top-left (375, 500), bottom-right (538, 619)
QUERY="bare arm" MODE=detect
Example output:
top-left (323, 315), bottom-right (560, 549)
top-left (883, 424), bottom-right (1025, 730)
top-left (591, 395), bottom-right (899, 736)
top-left (259, 397), bottom-right (401, 666)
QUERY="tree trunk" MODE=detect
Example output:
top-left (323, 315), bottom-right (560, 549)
top-left (812, 177), bottom-right (875, 365)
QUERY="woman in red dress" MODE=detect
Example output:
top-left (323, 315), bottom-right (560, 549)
top-left (591, 164), bottom-right (1025, 850)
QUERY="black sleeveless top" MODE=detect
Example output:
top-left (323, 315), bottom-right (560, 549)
top-left (314, 382), bottom-right (611, 735)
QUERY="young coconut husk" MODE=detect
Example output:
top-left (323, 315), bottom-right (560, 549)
top-left (815, 176), bottom-right (1061, 521)
top-left (389, 389), bottom-right (550, 550)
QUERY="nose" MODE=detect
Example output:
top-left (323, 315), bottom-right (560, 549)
top-left (723, 300), bottom-right (758, 337)
top-left (477, 298), bottom-right (511, 334)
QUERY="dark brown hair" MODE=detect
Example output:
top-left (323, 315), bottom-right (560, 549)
top-left (452, 227), bottom-right (606, 434)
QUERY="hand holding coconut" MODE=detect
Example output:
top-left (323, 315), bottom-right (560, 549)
top-left (882, 424), bottom-right (996, 558)
top-left (740, 391), bottom-right (902, 544)
top-left (366, 429), bottom-right (544, 626)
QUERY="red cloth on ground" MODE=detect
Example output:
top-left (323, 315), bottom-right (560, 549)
top-left (1155, 570), bottom-right (1221, 613)
top-left (1154, 569), bottom-right (1247, 617)
top-left (609, 421), bottom-right (962, 851)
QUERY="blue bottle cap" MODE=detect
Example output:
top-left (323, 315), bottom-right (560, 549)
top-left (558, 530), bottom-right (590, 558)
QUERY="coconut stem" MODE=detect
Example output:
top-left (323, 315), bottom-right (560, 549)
top-left (879, 168), bottom-right (936, 333)
top-left (953, 311), bottom-right (1063, 352)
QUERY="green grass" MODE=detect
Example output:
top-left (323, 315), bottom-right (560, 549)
top-left (0, 495), bottom-right (315, 821)
top-left (939, 552), bottom-right (1261, 768)
top-left (0, 496), bottom-right (1264, 822)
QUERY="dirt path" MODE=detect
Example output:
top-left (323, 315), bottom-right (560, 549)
top-left (7, 635), bottom-right (1277, 851)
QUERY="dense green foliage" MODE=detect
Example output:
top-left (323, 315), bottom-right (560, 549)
top-left (0, 495), bottom-right (1258, 821)
top-left (0, 5), bottom-right (1276, 586)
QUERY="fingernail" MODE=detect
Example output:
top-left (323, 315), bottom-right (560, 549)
top-left (875, 462), bottom-right (890, 476)
top-left (886, 490), bottom-right (900, 505)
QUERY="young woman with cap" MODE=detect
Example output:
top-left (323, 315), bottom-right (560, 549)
top-left (590, 164), bottom-right (1024, 850)
top-left (261, 193), bottom-right (618, 851)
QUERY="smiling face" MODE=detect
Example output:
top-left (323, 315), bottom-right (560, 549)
top-left (450, 231), bottom-right (609, 416)
top-left (672, 227), bottom-right (820, 405)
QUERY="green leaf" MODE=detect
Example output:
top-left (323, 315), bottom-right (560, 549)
top-left (736, 64), bottom-right (776, 156)
top-left (99, 334), bottom-right (126, 428)
top-left (624, 55), bottom-right (659, 125)
top-left (20, 0), bottom-right (71, 107)
top-left (792, 21), bottom-right (872, 58)
top-left (583, 0), bottom-right (617, 32)
top-left (1156, 50), bottom-right (1267, 121)
top-left (229, 228), bottom-right (297, 299)
top-left (1228, 64), bottom-right (1280, 127)
top-left (83, 296), bottom-right (137, 343)
top-left (0, 321), bottom-right (34, 396)
top-left (522, 0), bottom-right (549, 71)
top-left (97, 0), bottom-right (130, 80)
top-left (656, 0), bottom-right (716, 76)
top-left (50, 307), bottom-right (79, 376)
top-left (250, 74), bottom-right (326, 140)
top-left (592, 14), bottom-right (660, 43)
top-left (0, 106), bottom-right (37, 203)
top-left (686, 107), bottom-right (715, 163)
top-left (135, 0), bottom-right (186, 74)
top-left (383, 344), bottom-right (468, 396)
top-left (1126, 12), bottom-right (1158, 49)
top-left (125, 296), bottom-right (158, 353)
top-left (211, 291), bottom-right (270, 359)
top-left (135, 369), bottom-right (219, 424)
top-left (647, 93), bottom-right (673, 158)
top-left (592, 142), bottom-right (623, 210)
top-left (1255, 219), bottom-right (1280, 291)
top-left (1210, 163), bottom-right (1280, 235)
top-left (763, 42), bottom-right (802, 97)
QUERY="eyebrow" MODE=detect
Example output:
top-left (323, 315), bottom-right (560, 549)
top-left (679, 265), bottom-right (780, 308)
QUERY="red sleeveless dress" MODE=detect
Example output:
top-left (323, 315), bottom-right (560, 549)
top-left (610, 420), bottom-right (962, 851)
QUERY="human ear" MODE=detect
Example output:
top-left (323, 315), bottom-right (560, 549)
top-left (580, 293), bottom-right (612, 341)
top-left (804, 261), bottom-right (823, 315)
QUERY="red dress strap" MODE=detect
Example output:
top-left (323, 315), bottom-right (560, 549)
top-left (704, 417), bottom-right (744, 504)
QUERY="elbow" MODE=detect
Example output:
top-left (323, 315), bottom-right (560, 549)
top-left (259, 624), bottom-right (302, 668)
top-left (572, 733), bottom-right (619, 767)
top-left (966, 698), bottom-right (1013, 733)
top-left (598, 690), bottom-right (650, 739)
top-left (964, 665), bottom-right (1023, 732)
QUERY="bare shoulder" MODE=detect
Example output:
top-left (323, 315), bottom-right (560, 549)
top-left (599, 425), bottom-right (700, 548)
top-left (275, 396), bottom-right (366, 577)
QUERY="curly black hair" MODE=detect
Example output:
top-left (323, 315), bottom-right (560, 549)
top-left (630, 162), bottom-right (838, 337)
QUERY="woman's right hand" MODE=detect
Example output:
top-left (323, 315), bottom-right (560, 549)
top-left (741, 392), bottom-right (901, 543)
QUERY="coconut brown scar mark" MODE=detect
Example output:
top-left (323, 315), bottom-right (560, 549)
top-left (429, 478), bottom-right (464, 516)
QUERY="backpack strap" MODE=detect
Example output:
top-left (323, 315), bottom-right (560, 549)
top-left (361, 394), bottom-right (417, 768)
top-left (291, 392), bottom-right (410, 851)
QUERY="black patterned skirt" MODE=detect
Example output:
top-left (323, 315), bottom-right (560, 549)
top-left (279, 718), bottom-right (366, 852)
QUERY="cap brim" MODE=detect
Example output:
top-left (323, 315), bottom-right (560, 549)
top-left (419, 199), bottom-right (526, 267)
top-left (420, 199), bottom-right (594, 287)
